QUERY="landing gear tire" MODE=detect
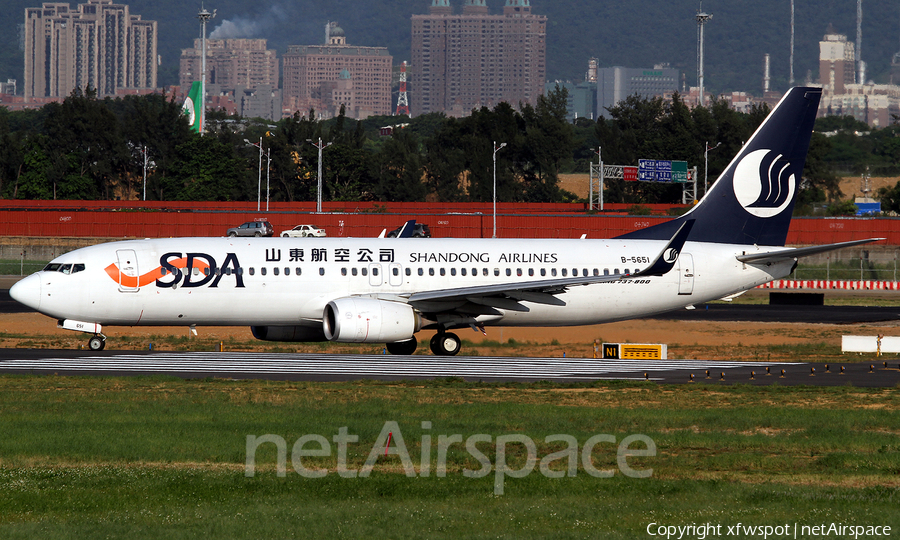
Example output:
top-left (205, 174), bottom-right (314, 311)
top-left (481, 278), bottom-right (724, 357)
top-left (430, 332), bottom-right (461, 356)
top-left (386, 337), bottom-right (418, 355)
top-left (88, 335), bottom-right (106, 351)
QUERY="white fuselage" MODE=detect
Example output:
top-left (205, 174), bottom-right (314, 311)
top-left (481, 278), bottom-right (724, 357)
top-left (15, 236), bottom-right (792, 329)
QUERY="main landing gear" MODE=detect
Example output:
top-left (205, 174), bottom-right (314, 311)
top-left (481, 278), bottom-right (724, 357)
top-left (430, 332), bottom-right (461, 356)
top-left (88, 334), bottom-right (107, 351)
top-left (385, 332), bottom-right (462, 356)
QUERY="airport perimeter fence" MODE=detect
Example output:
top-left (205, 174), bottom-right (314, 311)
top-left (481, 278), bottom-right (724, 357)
top-left (790, 249), bottom-right (900, 282)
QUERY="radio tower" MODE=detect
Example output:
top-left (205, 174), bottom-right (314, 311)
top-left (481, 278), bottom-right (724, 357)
top-left (396, 61), bottom-right (410, 116)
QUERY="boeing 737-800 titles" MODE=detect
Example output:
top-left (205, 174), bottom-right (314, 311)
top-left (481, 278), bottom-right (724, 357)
top-left (10, 87), bottom-right (879, 355)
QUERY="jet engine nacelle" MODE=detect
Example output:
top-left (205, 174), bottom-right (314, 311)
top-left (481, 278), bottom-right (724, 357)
top-left (251, 325), bottom-right (328, 342)
top-left (324, 297), bottom-right (419, 343)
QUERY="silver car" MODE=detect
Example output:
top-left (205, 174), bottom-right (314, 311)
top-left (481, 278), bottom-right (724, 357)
top-left (226, 221), bottom-right (274, 237)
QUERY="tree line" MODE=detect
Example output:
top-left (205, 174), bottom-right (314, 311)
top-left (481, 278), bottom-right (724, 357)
top-left (0, 86), bottom-right (870, 210)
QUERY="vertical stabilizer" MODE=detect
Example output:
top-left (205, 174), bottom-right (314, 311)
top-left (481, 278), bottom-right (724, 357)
top-left (618, 87), bottom-right (822, 246)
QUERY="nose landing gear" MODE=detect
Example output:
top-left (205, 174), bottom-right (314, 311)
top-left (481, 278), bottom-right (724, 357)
top-left (88, 334), bottom-right (107, 351)
top-left (58, 320), bottom-right (107, 351)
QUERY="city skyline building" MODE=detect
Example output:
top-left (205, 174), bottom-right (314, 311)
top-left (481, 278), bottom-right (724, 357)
top-left (23, 0), bottom-right (157, 101)
top-left (281, 23), bottom-right (393, 119)
top-left (596, 66), bottom-right (680, 115)
top-left (179, 38), bottom-right (279, 92)
top-left (410, 0), bottom-right (546, 117)
top-left (819, 25), bottom-right (856, 94)
top-left (818, 26), bottom-right (899, 128)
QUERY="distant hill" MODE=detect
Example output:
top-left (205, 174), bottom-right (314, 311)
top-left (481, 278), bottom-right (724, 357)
top-left (3, 0), bottom-right (899, 99)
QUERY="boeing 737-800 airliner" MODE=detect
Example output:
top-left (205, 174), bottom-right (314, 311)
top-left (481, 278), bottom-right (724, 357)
top-left (10, 87), bottom-right (879, 355)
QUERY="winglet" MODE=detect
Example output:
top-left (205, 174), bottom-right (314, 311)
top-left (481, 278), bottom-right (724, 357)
top-left (633, 220), bottom-right (694, 277)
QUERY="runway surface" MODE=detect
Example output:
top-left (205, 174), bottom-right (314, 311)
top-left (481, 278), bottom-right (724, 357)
top-left (0, 349), bottom-right (898, 386)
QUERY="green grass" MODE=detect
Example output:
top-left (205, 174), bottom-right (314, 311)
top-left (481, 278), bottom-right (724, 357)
top-left (0, 260), bottom-right (46, 276)
top-left (0, 376), bottom-right (897, 538)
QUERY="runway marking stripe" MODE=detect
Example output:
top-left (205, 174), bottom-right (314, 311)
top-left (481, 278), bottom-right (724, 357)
top-left (0, 352), bottom-right (803, 379)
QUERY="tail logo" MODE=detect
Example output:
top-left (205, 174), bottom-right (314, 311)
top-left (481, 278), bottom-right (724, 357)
top-left (664, 248), bottom-right (679, 263)
top-left (732, 149), bottom-right (795, 218)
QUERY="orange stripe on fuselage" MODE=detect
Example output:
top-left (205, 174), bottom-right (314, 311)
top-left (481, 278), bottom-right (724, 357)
top-left (104, 258), bottom-right (211, 288)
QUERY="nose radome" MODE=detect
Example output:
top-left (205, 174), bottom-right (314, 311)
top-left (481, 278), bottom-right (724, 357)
top-left (9, 273), bottom-right (41, 311)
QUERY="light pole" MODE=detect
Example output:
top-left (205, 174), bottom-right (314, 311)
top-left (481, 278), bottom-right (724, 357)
top-left (197, 6), bottom-right (215, 135)
top-left (696, 4), bottom-right (712, 107)
top-left (492, 141), bottom-right (506, 238)
top-left (244, 137), bottom-right (263, 211)
top-left (265, 147), bottom-right (271, 212)
top-left (704, 141), bottom-right (721, 197)
top-left (142, 145), bottom-right (149, 201)
top-left (307, 137), bottom-right (332, 213)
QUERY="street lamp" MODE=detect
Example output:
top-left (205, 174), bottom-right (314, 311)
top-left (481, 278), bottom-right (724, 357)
top-left (704, 141), bottom-right (721, 197)
top-left (142, 145), bottom-right (150, 201)
top-left (244, 137), bottom-right (263, 211)
top-left (265, 148), bottom-right (271, 212)
top-left (492, 141), bottom-right (506, 238)
top-left (307, 137), bottom-right (332, 213)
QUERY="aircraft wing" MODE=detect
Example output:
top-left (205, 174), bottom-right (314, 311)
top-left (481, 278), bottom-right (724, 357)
top-left (405, 220), bottom-right (694, 312)
top-left (735, 238), bottom-right (883, 264)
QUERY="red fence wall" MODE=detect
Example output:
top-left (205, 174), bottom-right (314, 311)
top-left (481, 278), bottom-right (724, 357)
top-left (0, 201), bottom-right (895, 245)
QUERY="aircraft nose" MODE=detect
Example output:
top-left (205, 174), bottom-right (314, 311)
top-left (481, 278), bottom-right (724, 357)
top-left (9, 273), bottom-right (41, 311)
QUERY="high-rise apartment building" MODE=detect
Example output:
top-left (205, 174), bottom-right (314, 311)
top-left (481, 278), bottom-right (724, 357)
top-left (819, 25), bottom-right (856, 94)
top-left (282, 24), bottom-right (392, 119)
top-left (817, 26), bottom-right (899, 127)
top-left (24, 0), bottom-right (157, 101)
top-left (410, 0), bottom-right (546, 117)
top-left (179, 38), bottom-right (279, 91)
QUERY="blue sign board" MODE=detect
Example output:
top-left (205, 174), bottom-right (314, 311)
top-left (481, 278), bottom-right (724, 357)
top-left (638, 159), bottom-right (657, 182)
top-left (639, 159), bottom-right (679, 182)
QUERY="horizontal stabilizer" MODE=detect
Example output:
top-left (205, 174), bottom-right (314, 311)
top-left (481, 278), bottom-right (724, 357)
top-left (736, 238), bottom-right (883, 264)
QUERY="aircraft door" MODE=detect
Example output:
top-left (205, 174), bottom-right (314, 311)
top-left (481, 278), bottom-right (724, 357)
top-left (678, 253), bottom-right (694, 295)
top-left (116, 249), bottom-right (140, 292)
top-left (368, 263), bottom-right (383, 286)
top-left (389, 263), bottom-right (403, 286)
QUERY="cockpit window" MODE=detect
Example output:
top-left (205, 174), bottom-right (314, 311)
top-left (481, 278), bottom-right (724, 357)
top-left (42, 263), bottom-right (85, 274)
